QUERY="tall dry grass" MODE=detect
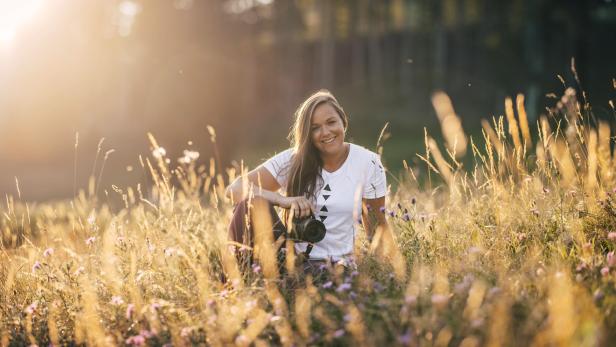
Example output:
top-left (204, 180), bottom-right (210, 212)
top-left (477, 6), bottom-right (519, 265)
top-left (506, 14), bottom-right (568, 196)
top-left (1, 83), bottom-right (616, 346)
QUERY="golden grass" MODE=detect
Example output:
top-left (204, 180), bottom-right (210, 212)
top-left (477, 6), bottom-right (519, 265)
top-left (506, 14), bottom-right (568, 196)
top-left (1, 86), bottom-right (616, 346)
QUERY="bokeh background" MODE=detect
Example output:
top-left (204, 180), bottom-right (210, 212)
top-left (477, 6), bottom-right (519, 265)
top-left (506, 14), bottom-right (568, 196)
top-left (1, 0), bottom-right (615, 200)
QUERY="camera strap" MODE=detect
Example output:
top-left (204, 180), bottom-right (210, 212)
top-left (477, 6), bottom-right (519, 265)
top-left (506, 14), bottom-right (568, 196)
top-left (303, 243), bottom-right (314, 259)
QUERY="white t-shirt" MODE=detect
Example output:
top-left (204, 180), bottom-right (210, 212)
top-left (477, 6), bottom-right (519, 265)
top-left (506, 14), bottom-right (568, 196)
top-left (262, 143), bottom-right (387, 260)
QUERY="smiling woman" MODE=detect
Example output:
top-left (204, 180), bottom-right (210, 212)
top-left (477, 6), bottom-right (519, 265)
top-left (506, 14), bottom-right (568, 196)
top-left (0, 0), bottom-right (44, 46)
top-left (225, 89), bottom-right (389, 275)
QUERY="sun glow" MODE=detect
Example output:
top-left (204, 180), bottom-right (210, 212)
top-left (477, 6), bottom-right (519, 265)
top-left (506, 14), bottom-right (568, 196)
top-left (0, 0), bottom-right (44, 46)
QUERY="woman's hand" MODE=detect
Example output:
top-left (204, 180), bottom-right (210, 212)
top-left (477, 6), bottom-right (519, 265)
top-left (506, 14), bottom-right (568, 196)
top-left (278, 196), bottom-right (315, 218)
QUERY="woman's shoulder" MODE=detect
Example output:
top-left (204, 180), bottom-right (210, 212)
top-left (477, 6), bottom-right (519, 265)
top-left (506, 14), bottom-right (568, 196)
top-left (349, 143), bottom-right (380, 161)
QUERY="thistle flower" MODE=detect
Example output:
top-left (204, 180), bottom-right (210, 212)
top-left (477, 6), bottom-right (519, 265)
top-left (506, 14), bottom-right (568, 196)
top-left (32, 261), bottom-right (42, 273)
top-left (43, 248), bottom-right (54, 257)
top-left (336, 283), bottom-right (352, 293)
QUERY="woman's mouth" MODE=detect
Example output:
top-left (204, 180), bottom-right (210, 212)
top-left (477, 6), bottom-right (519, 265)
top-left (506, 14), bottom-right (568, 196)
top-left (321, 136), bottom-right (336, 144)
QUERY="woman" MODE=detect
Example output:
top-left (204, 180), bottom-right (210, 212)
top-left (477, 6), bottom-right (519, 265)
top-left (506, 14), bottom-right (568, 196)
top-left (225, 90), bottom-right (388, 272)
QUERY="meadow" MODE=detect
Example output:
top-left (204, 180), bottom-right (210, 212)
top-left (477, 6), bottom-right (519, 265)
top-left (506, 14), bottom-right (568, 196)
top-left (1, 85), bottom-right (616, 346)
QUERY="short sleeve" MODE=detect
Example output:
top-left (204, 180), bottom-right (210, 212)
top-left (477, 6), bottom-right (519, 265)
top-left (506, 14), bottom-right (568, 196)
top-left (362, 153), bottom-right (387, 199)
top-left (262, 148), bottom-right (294, 189)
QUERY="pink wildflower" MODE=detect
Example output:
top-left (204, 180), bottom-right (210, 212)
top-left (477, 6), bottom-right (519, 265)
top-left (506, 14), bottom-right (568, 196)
top-left (140, 330), bottom-right (155, 338)
top-left (601, 267), bottom-right (610, 277)
top-left (43, 248), bottom-right (54, 257)
top-left (110, 296), bottom-right (124, 306)
top-left (607, 251), bottom-right (615, 268)
top-left (404, 295), bottom-right (417, 305)
top-left (126, 303), bottom-right (135, 319)
top-left (24, 302), bottom-right (37, 314)
top-left (85, 236), bottom-right (96, 246)
top-left (608, 232), bottom-right (616, 241)
top-left (125, 335), bottom-right (145, 346)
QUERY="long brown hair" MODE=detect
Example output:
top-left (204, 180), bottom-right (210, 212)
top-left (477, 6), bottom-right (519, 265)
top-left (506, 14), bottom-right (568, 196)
top-left (285, 90), bottom-right (349, 201)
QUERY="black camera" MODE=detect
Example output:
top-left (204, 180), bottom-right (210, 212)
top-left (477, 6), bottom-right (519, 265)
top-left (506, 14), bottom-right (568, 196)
top-left (289, 215), bottom-right (326, 243)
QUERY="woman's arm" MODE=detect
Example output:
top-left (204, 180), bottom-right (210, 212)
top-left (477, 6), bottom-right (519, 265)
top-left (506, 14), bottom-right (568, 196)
top-left (225, 166), bottom-right (314, 217)
top-left (361, 196), bottom-right (387, 241)
top-left (225, 166), bottom-right (282, 204)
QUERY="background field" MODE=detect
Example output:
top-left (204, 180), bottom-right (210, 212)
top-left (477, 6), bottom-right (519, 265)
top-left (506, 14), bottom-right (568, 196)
top-left (1, 1), bottom-right (616, 346)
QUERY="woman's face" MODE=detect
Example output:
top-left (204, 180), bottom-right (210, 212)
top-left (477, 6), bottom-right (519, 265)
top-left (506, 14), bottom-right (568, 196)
top-left (310, 102), bottom-right (346, 157)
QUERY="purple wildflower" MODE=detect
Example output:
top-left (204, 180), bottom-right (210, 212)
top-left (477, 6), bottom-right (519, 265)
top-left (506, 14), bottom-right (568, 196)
top-left (594, 289), bottom-right (605, 303)
top-left (397, 330), bottom-right (413, 345)
top-left (322, 281), bottom-right (333, 289)
top-left (402, 213), bottom-right (411, 222)
top-left (379, 206), bottom-right (386, 213)
top-left (373, 282), bottom-right (384, 292)
top-left (388, 210), bottom-right (395, 218)
top-left (43, 248), bottom-right (54, 257)
top-left (32, 261), bottom-right (41, 273)
top-left (336, 283), bottom-right (352, 293)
